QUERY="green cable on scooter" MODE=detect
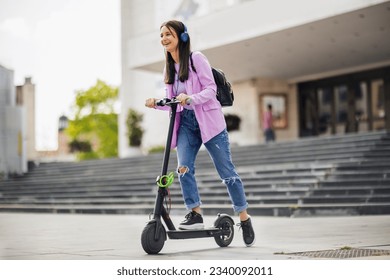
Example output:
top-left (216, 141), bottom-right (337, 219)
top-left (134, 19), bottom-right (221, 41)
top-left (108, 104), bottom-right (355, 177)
top-left (157, 172), bottom-right (174, 188)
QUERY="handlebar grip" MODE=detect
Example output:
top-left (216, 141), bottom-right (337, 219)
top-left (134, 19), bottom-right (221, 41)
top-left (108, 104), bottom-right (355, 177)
top-left (185, 98), bottom-right (192, 105)
top-left (155, 97), bottom-right (191, 106)
top-left (155, 99), bottom-right (168, 106)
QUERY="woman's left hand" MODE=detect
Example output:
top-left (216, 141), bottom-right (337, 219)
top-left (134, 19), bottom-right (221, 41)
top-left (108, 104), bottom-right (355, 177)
top-left (176, 93), bottom-right (191, 106)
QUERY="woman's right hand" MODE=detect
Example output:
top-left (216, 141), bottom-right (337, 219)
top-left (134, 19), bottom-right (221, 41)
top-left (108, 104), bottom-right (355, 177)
top-left (145, 98), bottom-right (157, 108)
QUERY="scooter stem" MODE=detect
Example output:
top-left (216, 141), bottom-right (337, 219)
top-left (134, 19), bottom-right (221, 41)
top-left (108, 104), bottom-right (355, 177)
top-left (152, 101), bottom-right (178, 227)
top-left (161, 102), bottom-right (177, 176)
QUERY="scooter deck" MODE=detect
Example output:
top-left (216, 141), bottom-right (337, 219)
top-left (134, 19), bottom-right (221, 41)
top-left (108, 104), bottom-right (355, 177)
top-left (167, 227), bottom-right (226, 239)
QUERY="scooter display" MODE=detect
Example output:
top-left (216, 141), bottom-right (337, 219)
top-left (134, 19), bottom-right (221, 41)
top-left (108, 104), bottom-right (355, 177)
top-left (141, 98), bottom-right (235, 254)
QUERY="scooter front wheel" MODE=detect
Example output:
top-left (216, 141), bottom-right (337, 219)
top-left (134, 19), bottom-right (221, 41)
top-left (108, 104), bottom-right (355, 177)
top-left (214, 216), bottom-right (234, 247)
top-left (141, 222), bottom-right (166, 254)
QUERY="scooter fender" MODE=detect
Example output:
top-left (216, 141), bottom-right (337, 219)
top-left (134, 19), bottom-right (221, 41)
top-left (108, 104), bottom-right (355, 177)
top-left (213, 213), bottom-right (234, 227)
top-left (146, 218), bottom-right (167, 241)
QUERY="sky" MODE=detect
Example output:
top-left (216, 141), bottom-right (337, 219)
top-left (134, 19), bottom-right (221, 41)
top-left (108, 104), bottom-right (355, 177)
top-left (0, 0), bottom-right (121, 150)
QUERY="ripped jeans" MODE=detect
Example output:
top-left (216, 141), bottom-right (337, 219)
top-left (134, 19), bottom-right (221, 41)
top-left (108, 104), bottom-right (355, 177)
top-left (176, 109), bottom-right (248, 213)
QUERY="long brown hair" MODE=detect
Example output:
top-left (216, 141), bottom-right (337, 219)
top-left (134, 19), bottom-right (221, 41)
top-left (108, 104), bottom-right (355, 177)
top-left (160, 20), bottom-right (191, 84)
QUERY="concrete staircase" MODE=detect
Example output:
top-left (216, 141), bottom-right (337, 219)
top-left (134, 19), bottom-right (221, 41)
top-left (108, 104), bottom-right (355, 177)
top-left (0, 131), bottom-right (389, 217)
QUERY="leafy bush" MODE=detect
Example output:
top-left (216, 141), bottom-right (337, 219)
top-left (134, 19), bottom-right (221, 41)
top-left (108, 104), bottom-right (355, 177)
top-left (126, 109), bottom-right (144, 147)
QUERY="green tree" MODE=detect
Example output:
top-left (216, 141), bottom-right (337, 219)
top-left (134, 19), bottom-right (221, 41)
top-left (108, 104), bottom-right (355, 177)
top-left (66, 80), bottom-right (118, 160)
top-left (126, 108), bottom-right (143, 147)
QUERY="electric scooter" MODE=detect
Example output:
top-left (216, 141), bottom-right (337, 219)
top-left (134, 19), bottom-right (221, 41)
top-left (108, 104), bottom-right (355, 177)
top-left (141, 98), bottom-right (235, 254)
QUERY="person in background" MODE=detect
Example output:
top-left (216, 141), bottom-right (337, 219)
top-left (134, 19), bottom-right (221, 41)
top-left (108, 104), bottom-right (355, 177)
top-left (145, 19), bottom-right (255, 247)
top-left (263, 104), bottom-right (275, 143)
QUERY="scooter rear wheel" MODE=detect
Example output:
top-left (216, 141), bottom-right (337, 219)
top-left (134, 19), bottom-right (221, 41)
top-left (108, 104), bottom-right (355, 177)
top-left (141, 222), bottom-right (166, 254)
top-left (214, 216), bottom-right (234, 247)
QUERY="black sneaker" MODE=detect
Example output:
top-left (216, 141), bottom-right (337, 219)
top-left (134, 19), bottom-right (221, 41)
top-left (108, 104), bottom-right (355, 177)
top-left (179, 211), bottom-right (204, 230)
top-left (238, 217), bottom-right (255, 247)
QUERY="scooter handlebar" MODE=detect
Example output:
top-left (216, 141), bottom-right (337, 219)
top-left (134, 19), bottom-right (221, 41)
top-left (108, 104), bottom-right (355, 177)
top-left (155, 98), bottom-right (191, 106)
top-left (155, 98), bottom-right (171, 106)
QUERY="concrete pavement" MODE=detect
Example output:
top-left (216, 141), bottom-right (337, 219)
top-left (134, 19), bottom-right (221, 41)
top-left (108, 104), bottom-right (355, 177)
top-left (0, 213), bottom-right (389, 260)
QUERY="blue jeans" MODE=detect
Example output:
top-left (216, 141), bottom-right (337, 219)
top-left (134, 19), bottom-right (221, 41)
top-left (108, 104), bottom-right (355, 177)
top-left (264, 128), bottom-right (275, 142)
top-left (176, 109), bottom-right (248, 213)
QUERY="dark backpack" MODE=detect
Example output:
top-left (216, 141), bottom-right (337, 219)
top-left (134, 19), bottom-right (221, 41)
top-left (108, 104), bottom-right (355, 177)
top-left (190, 53), bottom-right (234, 107)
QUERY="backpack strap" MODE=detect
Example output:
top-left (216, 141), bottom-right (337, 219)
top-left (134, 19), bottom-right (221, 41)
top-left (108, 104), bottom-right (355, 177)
top-left (189, 52), bottom-right (197, 73)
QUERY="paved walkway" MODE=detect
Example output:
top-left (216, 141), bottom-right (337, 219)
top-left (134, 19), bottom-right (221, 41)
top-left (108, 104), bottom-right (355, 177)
top-left (0, 213), bottom-right (389, 260)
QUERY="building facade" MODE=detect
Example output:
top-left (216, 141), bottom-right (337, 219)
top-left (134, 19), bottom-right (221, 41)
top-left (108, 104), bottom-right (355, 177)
top-left (16, 77), bottom-right (37, 161)
top-left (37, 115), bottom-right (76, 162)
top-left (0, 65), bottom-right (27, 176)
top-left (119, 0), bottom-right (390, 157)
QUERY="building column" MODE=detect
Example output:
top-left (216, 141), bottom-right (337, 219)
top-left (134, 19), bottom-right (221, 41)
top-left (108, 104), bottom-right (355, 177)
top-left (345, 82), bottom-right (357, 133)
top-left (384, 76), bottom-right (390, 131)
top-left (330, 86), bottom-right (337, 134)
top-left (366, 80), bottom-right (373, 131)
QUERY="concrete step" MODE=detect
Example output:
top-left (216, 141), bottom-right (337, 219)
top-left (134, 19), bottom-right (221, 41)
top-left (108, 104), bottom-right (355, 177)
top-left (1, 202), bottom-right (390, 217)
top-left (1, 130), bottom-right (389, 217)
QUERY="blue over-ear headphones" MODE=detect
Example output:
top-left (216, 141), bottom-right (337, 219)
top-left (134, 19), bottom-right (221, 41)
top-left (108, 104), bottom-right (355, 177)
top-left (180, 24), bottom-right (189, 42)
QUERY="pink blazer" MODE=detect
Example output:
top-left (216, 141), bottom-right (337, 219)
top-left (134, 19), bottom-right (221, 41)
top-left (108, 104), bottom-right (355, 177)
top-left (158, 51), bottom-right (226, 148)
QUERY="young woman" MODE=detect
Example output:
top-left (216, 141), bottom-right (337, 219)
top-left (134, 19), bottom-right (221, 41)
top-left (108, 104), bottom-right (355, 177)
top-left (145, 20), bottom-right (255, 247)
